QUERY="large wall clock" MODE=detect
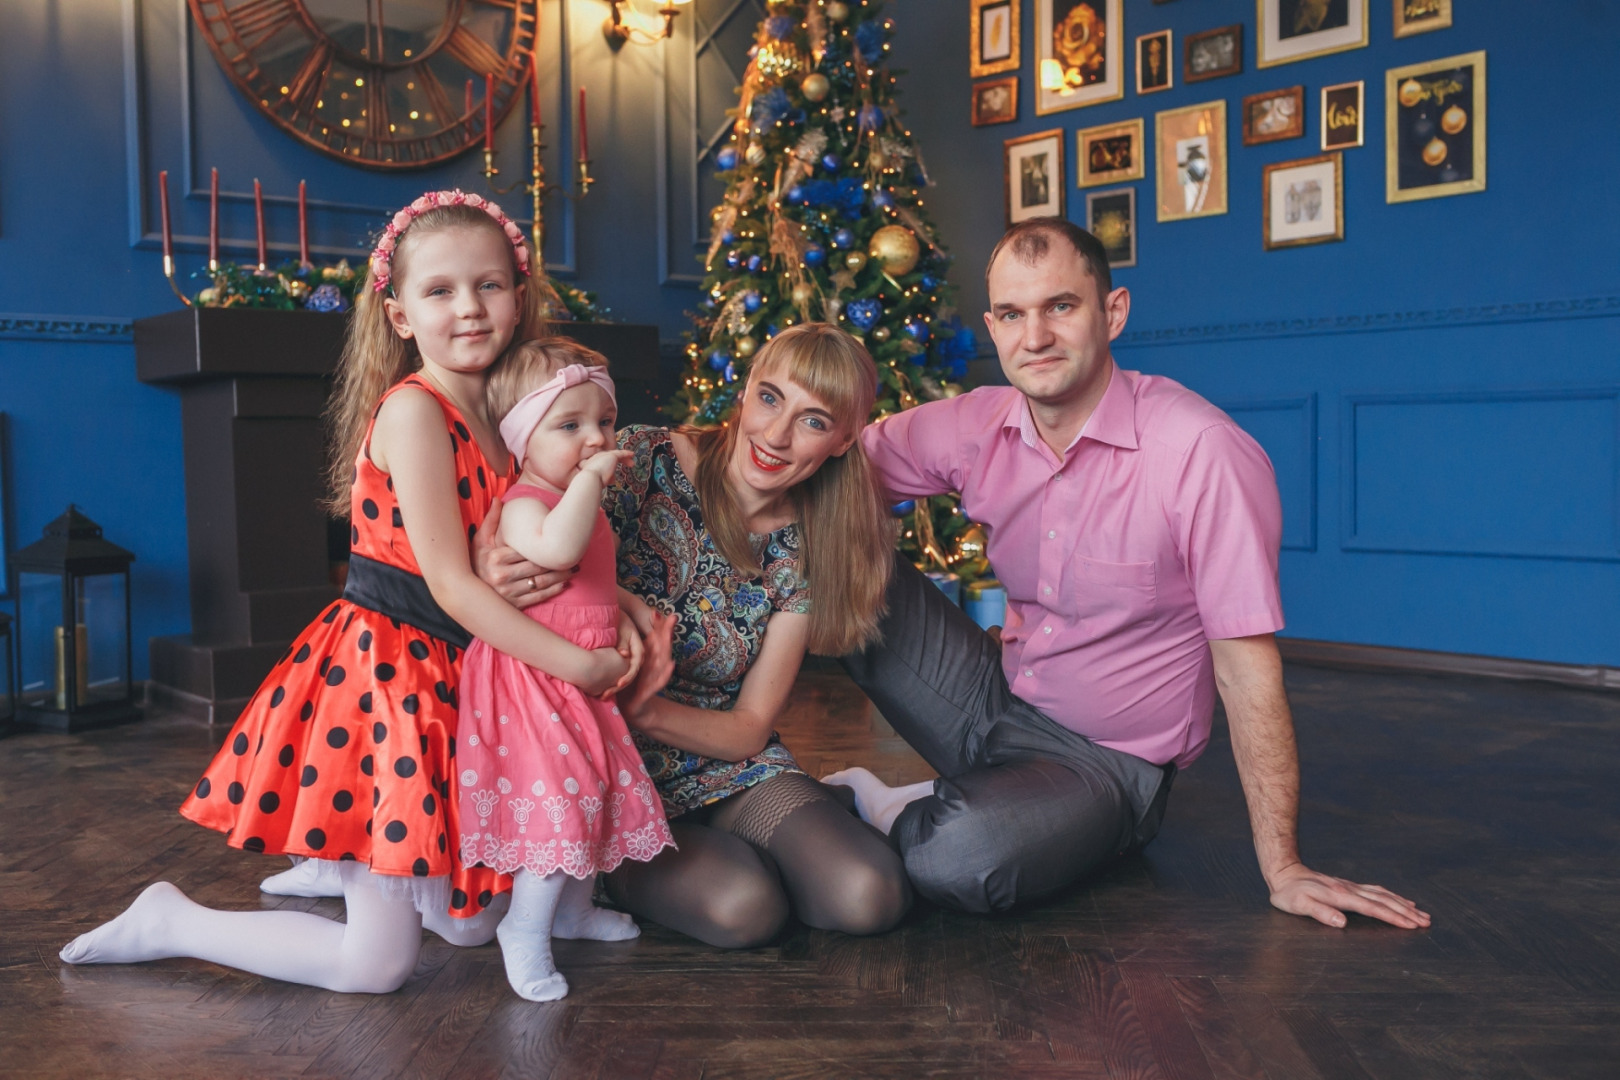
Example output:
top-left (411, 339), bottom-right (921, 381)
top-left (189, 0), bottom-right (537, 170)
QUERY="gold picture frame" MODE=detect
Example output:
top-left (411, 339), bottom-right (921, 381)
top-left (1136, 30), bottom-right (1173, 94)
top-left (1155, 100), bottom-right (1228, 222)
top-left (1086, 187), bottom-right (1137, 268)
top-left (1035, 0), bottom-right (1125, 115)
top-left (1005, 128), bottom-right (1066, 225)
top-left (971, 77), bottom-right (1020, 126)
top-left (1077, 118), bottom-right (1145, 187)
top-left (1386, 50), bottom-right (1486, 203)
top-left (1263, 152), bottom-right (1344, 250)
top-left (1256, 0), bottom-right (1368, 68)
top-left (1321, 80), bottom-right (1365, 149)
top-left (972, 0), bottom-right (1021, 78)
top-left (1394, 0), bottom-right (1452, 38)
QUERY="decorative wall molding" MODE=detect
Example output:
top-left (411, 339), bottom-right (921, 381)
top-left (1116, 294), bottom-right (1620, 350)
top-left (1280, 637), bottom-right (1620, 693)
top-left (0, 315), bottom-right (136, 344)
top-left (1214, 395), bottom-right (1318, 552)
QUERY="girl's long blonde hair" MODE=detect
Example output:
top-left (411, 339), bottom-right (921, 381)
top-left (684, 323), bottom-right (894, 655)
top-left (321, 205), bottom-right (548, 514)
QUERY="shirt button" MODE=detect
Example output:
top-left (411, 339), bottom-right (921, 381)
top-left (1024, 669), bottom-right (1034, 678)
top-left (1044, 625), bottom-right (1053, 634)
top-left (1043, 585), bottom-right (1053, 596)
top-left (1047, 530), bottom-right (1057, 539)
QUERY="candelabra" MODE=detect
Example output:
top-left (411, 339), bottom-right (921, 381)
top-left (482, 123), bottom-right (593, 263)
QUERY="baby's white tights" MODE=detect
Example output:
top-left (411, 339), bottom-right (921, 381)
top-left (496, 870), bottom-right (640, 1002)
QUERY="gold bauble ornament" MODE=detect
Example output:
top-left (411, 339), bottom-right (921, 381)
top-left (941, 382), bottom-right (964, 398)
top-left (955, 523), bottom-right (989, 562)
top-left (844, 250), bottom-right (868, 273)
top-left (734, 335), bottom-right (759, 358)
top-left (790, 281), bottom-right (816, 306)
top-left (758, 40), bottom-right (807, 80)
top-left (1398, 79), bottom-right (1423, 108)
top-left (871, 325), bottom-right (891, 343)
top-left (800, 73), bottom-right (831, 102)
top-left (826, 1), bottom-right (849, 22)
top-left (868, 224), bottom-right (920, 276)
top-left (1421, 137), bottom-right (1448, 166)
top-left (745, 142), bottom-right (767, 167)
top-left (1441, 104), bottom-right (1467, 134)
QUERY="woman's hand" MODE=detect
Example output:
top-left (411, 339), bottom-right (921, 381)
top-left (620, 610), bottom-right (676, 720)
top-left (472, 500), bottom-right (574, 607)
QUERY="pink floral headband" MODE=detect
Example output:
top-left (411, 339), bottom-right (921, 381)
top-left (370, 189), bottom-right (531, 294)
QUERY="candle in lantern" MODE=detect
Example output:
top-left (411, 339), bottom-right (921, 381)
top-left (529, 53), bottom-right (542, 126)
top-left (253, 178), bottom-right (266, 269)
top-left (298, 180), bottom-right (310, 266)
top-left (208, 167), bottom-right (220, 269)
top-left (157, 170), bottom-right (174, 262)
top-left (484, 73), bottom-right (495, 151)
top-left (578, 87), bottom-right (589, 160)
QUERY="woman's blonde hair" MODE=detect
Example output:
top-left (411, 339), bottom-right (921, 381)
top-left (486, 336), bottom-right (610, 424)
top-left (684, 322), bottom-right (894, 655)
top-left (321, 204), bottom-right (549, 513)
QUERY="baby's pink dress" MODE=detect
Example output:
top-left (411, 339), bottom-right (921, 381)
top-left (454, 484), bottom-right (675, 880)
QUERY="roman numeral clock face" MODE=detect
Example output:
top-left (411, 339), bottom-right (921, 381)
top-left (190, 0), bottom-right (536, 169)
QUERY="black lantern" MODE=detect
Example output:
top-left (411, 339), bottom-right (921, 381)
top-left (0, 610), bottom-right (15, 736)
top-left (15, 506), bottom-right (140, 732)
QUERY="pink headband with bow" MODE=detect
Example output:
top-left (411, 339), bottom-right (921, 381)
top-left (499, 364), bottom-right (618, 465)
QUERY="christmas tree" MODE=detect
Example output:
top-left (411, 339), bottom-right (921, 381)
top-left (668, 0), bottom-right (986, 579)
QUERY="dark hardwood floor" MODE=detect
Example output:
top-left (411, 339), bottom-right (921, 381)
top-left (3, 664), bottom-right (1618, 1078)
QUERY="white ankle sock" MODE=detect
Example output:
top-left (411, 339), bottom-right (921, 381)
top-left (821, 767), bottom-right (935, 835)
top-left (551, 874), bottom-right (639, 942)
top-left (495, 871), bottom-right (569, 1002)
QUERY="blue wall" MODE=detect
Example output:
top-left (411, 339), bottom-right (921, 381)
top-left (1, 0), bottom-right (1617, 673)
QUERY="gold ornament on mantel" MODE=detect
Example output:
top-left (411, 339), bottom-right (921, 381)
top-left (868, 224), bottom-right (920, 276)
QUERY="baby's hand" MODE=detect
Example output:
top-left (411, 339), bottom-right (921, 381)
top-left (579, 449), bottom-right (632, 485)
top-left (577, 646), bottom-right (632, 698)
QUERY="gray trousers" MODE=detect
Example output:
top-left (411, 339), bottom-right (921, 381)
top-left (839, 554), bottom-right (1176, 914)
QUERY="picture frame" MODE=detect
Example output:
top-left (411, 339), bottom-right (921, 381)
top-left (1155, 100), bottom-right (1228, 222)
top-left (1242, 86), bottom-right (1305, 145)
top-left (1005, 129), bottom-right (1066, 225)
top-left (1086, 187), bottom-right (1137, 268)
top-left (1394, 0), bottom-right (1452, 38)
top-left (971, 0), bottom-right (1021, 78)
top-left (1035, 0), bottom-right (1125, 115)
top-left (1263, 152), bottom-right (1344, 249)
top-left (1321, 80), bottom-right (1365, 149)
top-left (971, 78), bottom-right (1020, 126)
top-left (1257, 0), bottom-right (1368, 68)
top-left (1136, 30), bottom-right (1174, 94)
top-left (1184, 24), bottom-right (1243, 83)
top-left (1077, 118), bottom-right (1145, 186)
top-left (1386, 50), bottom-right (1486, 203)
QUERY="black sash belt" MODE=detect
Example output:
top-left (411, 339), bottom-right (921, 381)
top-left (343, 553), bottom-right (471, 649)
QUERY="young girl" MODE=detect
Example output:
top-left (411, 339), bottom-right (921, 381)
top-left (59, 190), bottom-right (640, 993)
top-left (452, 338), bottom-right (676, 1001)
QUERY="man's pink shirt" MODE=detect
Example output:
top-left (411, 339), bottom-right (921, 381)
top-left (862, 363), bottom-right (1285, 769)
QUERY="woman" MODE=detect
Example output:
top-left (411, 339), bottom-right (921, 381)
top-left (488, 322), bottom-right (909, 947)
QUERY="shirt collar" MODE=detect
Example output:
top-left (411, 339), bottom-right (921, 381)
top-left (1001, 360), bottom-right (1139, 456)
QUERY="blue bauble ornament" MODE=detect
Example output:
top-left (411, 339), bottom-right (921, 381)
top-left (891, 500), bottom-right (916, 515)
top-left (821, 152), bottom-right (842, 171)
top-left (905, 319), bottom-right (931, 343)
top-left (708, 350), bottom-right (729, 371)
top-left (725, 249), bottom-right (742, 269)
top-left (716, 146), bottom-right (739, 171)
top-left (743, 290), bottom-right (762, 313)
top-left (723, 362), bottom-right (738, 383)
top-left (305, 284), bottom-right (347, 313)
top-left (786, 184), bottom-right (804, 202)
top-left (847, 298), bottom-right (883, 331)
top-left (831, 228), bottom-right (855, 249)
top-left (921, 274), bottom-right (940, 289)
top-left (766, 323), bottom-right (779, 337)
top-left (721, 229), bottom-right (736, 244)
top-left (803, 244), bottom-right (826, 267)
top-left (871, 188), bottom-right (895, 209)
top-left (746, 254), bottom-right (763, 272)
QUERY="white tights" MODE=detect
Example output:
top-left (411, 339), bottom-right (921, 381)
top-left (259, 858), bottom-right (508, 947)
top-left (494, 870), bottom-right (640, 1002)
top-left (58, 862), bottom-right (482, 994)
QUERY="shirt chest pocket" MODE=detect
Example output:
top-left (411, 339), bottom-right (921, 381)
top-left (1068, 557), bottom-right (1157, 635)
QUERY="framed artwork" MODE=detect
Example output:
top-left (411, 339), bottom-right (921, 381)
top-left (1394, 0), bottom-right (1452, 37)
top-left (1077, 118), bottom-right (1145, 186)
top-left (1155, 100), bottom-right (1228, 221)
top-left (1086, 187), bottom-right (1137, 267)
top-left (0, 413), bottom-right (7, 596)
top-left (1321, 80), bottom-right (1365, 149)
top-left (1263, 152), bottom-right (1344, 249)
top-left (1184, 25), bottom-right (1243, 83)
top-left (1387, 50), bottom-right (1486, 202)
top-left (1005, 129), bottom-right (1066, 224)
top-left (1257, 0), bottom-right (1368, 68)
top-left (1137, 30), bottom-right (1174, 94)
top-left (1035, 0), bottom-right (1125, 115)
top-left (1243, 86), bottom-right (1305, 145)
top-left (971, 78), bottom-right (1020, 126)
top-left (972, 0), bottom-right (1021, 78)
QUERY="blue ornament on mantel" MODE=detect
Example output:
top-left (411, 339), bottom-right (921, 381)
top-left (746, 254), bottom-right (763, 272)
top-left (905, 319), bottom-right (931, 343)
top-left (708, 350), bottom-right (729, 371)
top-left (847, 298), bottom-right (883, 331)
top-left (831, 228), bottom-right (855, 249)
top-left (716, 146), bottom-right (739, 171)
top-left (305, 284), bottom-right (347, 313)
top-left (803, 244), bottom-right (826, 267)
top-left (743, 290), bottom-right (762, 313)
top-left (726, 249), bottom-right (742, 270)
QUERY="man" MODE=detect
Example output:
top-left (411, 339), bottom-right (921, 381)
top-left (826, 219), bottom-right (1428, 930)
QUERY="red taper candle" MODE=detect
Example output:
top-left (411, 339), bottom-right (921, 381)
top-left (253, 178), bottom-right (266, 268)
top-left (577, 87), bottom-right (588, 159)
top-left (529, 53), bottom-right (542, 126)
top-left (208, 168), bottom-right (219, 267)
top-left (298, 180), bottom-right (309, 266)
top-left (157, 169), bottom-right (174, 261)
top-left (484, 73), bottom-right (495, 150)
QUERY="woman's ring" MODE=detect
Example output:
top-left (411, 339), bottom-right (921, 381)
top-left (528, 577), bottom-right (537, 591)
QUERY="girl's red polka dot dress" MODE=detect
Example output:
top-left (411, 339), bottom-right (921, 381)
top-left (181, 375), bottom-right (514, 917)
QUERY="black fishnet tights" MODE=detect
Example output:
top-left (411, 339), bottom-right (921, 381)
top-left (603, 773), bottom-right (911, 948)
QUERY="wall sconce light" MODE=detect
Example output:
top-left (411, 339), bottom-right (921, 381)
top-left (603, 0), bottom-right (691, 47)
